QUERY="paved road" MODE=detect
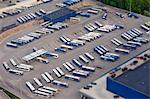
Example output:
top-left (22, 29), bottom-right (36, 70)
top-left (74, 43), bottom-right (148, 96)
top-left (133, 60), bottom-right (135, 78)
top-left (0, 2), bottom-right (150, 99)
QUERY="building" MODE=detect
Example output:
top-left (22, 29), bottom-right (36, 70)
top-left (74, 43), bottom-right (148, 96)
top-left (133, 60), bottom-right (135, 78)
top-left (43, 7), bottom-right (77, 23)
top-left (107, 60), bottom-right (150, 99)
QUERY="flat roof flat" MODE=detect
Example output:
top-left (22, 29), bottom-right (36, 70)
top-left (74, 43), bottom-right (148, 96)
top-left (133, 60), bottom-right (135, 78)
top-left (114, 60), bottom-right (150, 96)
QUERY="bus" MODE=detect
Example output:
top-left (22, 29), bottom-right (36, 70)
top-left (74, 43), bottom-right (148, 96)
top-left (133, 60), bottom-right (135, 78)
top-left (38, 88), bottom-right (53, 96)
top-left (94, 21), bottom-right (103, 27)
top-left (124, 33), bottom-right (133, 40)
top-left (140, 25), bottom-right (149, 31)
top-left (65, 62), bottom-right (75, 70)
top-left (42, 86), bottom-right (58, 93)
top-left (3, 62), bottom-right (10, 70)
top-left (113, 38), bottom-right (123, 45)
top-left (81, 66), bottom-right (95, 72)
top-left (44, 72), bottom-right (54, 81)
top-left (26, 81), bottom-right (36, 92)
top-left (102, 13), bottom-right (107, 20)
top-left (111, 39), bottom-right (120, 46)
top-left (56, 67), bottom-right (65, 76)
top-left (36, 57), bottom-right (49, 64)
top-left (72, 70), bottom-right (89, 78)
top-left (8, 69), bottom-right (23, 75)
top-left (20, 64), bottom-right (33, 70)
top-left (60, 45), bottom-right (73, 50)
top-left (126, 31), bottom-right (136, 38)
top-left (59, 37), bottom-right (68, 43)
top-left (79, 55), bottom-right (89, 64)
top-left (105, 53), bottom-right (120, 59)
top-left (100, 55), bottom-right (115, 62)
top-left (72, 59), bottom-right (82, 67)
top-left (34, 90), bottom-right (50, 97)
top-left (62, 35), bottom-right (71, 42)
top-left (64, 74), bottom-right (80, 82)
top-left (33, 78), bottom-right (43, 87)
top-left (115, 48), bottom-right (130, 54)
top-left (131, 29), bottom-right (141, 36)
top-left (127, 41), bottom-right (142, 46)
top-left (121, 34), bottom-right (131, 41)
top-left (87, 10), bottom-right (98, 14)
top-left (96, 46), bottom-right (106, 53)
top-left (94, 47), bottom-right (104, 55)
top-left (41, 74), bottom-right (51, 83)
top-left (63, 63), bottom-right (72, 72)
top-left (9, 58), bottom-right (17, 66)
top-left (99, 45), bottom-right (109, 52)
top-left (53, 69), bottom-right (61, 78)
top-left (84, 52), bottom-right (95, 60)
top-left (52, 80), bottom-right (69, 88)
top-left (16, 65), bottom-right (31, 71)
top-left (133, 28), bottom-right (143, 35)
top-left (6, 42), bottom-right (18, 48)
top-left (123, 43), bottom-right (137, 49)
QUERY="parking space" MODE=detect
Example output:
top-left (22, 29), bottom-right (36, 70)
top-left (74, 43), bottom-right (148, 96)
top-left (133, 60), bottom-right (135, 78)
top-left (0, 0), bottom-right (150, 99)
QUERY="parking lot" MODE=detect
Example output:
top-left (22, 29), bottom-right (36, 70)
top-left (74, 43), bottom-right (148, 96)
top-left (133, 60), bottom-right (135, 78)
top-left (0, 0), bottom-right (150, 99)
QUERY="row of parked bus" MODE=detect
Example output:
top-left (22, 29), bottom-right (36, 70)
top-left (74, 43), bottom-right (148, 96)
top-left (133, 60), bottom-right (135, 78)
top-left (63, 0), bottom-right (82, 6)
top-left (2, 58), bottom-right (34, 75)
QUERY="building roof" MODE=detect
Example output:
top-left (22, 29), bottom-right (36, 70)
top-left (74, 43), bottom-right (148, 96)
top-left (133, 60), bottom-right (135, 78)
top-left (114, 60), bottom-right (150, 96)
top-left (43, 7), bottom-right (76, 21)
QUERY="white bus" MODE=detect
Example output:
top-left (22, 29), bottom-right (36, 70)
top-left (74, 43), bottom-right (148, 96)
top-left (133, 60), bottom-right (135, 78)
top-left (111, 39), bottom-right (120, 46)
top-left (81, 66), bottom-right (95, 72)
top-left (84, 52), bottom-right (94, 60)
top-left (113, 38), bottom-right (123, 45)
top-left (60, 45), bottom-right (73, 50)
top-left (44, 72), bottom-right (54, 81)
top-left (115, 48), bottom-right (130, 54)
top-left (127, 41), bottom-right (142, 46)
top-left (3, 62), bottom-right (10, 70)
top-left (79, 55), bottom-right (89, 64)
top-left (64, 74), bottom-right (80, 82)
top-left (53, 69), bottom-right (61, 78)
top-left (34, 90), bottom-right (50, 97)
top-left (33, 78), bottom-right (43, 87)
top-left (16, 65), bottom-right (30, 71)
top-left (8, 69), bottom-right (23, 75)
top-left (20, 64), bottom-right (34, 70)
top-left (52, 80), bottom-right (69, 88)
top-left (26, 81), bottom-right (36, 92)
top-left (87, 10), bottom-right (99, 14)
top-left (94, 21), bottom-right (103, 27)
top-left (9, 58), bottom-right (17, 66)
top-left (63, 63), bottom-right (72, 72)
top-left (38, 88), bottom-right (53, 96)
top-left (99, 45), bottom-right (109, 52)
top-left (56, 67), bottom-right (65, 76)
top-left (72, 71), bottom-right (88, 78)
top-left (43, 86), bottom-right (58, 93)
top-left (65, 62), bottom-right (75, 70)
top-left (41, 74), bottom-right (51, 83)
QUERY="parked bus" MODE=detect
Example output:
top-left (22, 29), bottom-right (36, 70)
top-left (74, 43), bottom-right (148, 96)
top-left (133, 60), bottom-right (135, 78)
top-left (72, 70), bottom-right (89, 78)
top-left (140, 25), bottom-right (149, 31)
top-left (87, 10), bottom-right (98, 14)
top-left (111, 39), bottom-right (120, 46)
top-left (84, 52), bottom-right (95, 60)
top-left (96, 46), bottom-right (106, 53)
top-left (113, 38), bottom-right (123, 45)
top-left (26, 81), bottom-right (36, 92)
top-left (34, 90), bottom-right (50, 97)
top-left (20, 64), bottom-right (34, 70)
top-left (99, 45), bottom-right (109, 52)
top-left (38, 88), bottom-right (53, 96)
top-left (94, 21), bottom-right (103, 27)
top-left (16, 65), bottom-right (30, 71)
top-left (52, 80), bottom-right (69, 88)
top-left (79, 55), bottom-right (89, 64)
top-left (100, 55), bottom-right (115, 62)
top-left (123, 43), bottom-right (137, 49)
top-left (53, 69), bottom-right (61, 78)
top-left (8, 69), bottom-right (23, 75)
top-left (105, 53), bottom-right (120, 59)
top-left (44, 72), bottom-right (54, 81)
top-left (9, 58), bottom-right (17, 66)
top-left (3, 62), bottom-right (10, 70)
top-left (6, 42), bottom-right (18, 48)
top-left (59, 37), bottom-right (68, 43)
top-left (94, 47), bottom-right (104, 55)
top-left (43, 86), bottom-right (58, 93)
top-left (64, 74), bottom-right (80, 82)
top-left (60, 45), bottom-right (73, 50)
top-left (115, 48), bottom-right (130, 54)
top-left (81, 66), bottom-right (95, 72)
top-left (41, 74), bottom-right (51, 83)
top-left (56, 67), bottom-right (65, 76)
top-left (63, 63), bottom-right (72, 72)
top-left (33, 78), bottom-right (43, 87)
top-left (121, 34), bottom-right (131, 41)
top-left (65, 62), bottom-right (75, 70)
top-left (127, 41), bottom-right (142, 46)
top-left (72, 59), bottom-right (82, 67)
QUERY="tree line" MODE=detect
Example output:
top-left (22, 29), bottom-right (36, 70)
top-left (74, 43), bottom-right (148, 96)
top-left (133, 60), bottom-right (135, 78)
top-left (99, 0), bottom-right (150, 16)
